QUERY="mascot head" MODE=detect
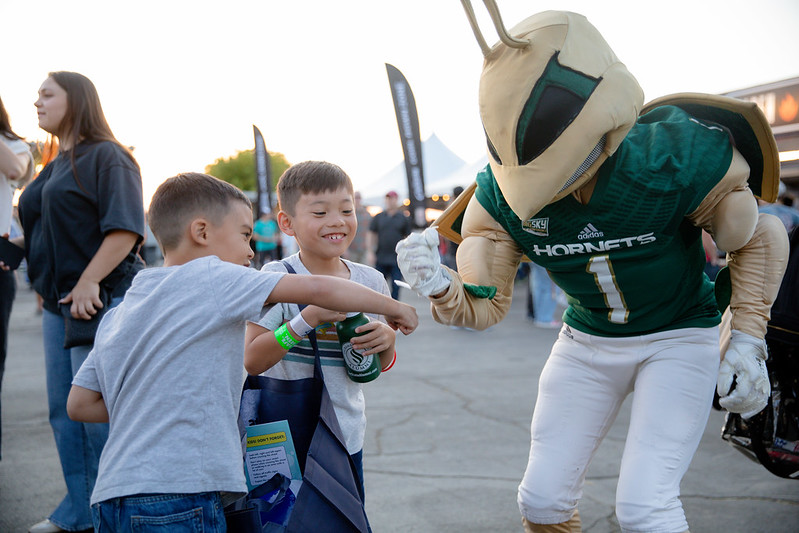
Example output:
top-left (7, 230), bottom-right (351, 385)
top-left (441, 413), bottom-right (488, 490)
top-left (461, 3), bottom-right (644, 220)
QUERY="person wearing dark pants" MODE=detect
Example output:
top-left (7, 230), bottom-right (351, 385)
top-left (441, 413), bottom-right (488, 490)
top-left (0, 268), bottom-right (15, 459)
top-left (0, 94), bottom-right (34, 461)
top-left (368, 191), bottom-right (412, 300)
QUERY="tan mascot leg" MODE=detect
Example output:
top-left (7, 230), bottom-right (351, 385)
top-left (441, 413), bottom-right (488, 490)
top-left (522, 510), bottom-right (581, 533)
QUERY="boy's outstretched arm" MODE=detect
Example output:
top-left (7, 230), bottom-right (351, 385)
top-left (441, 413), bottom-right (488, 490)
top-left (266, 275), bottom-right (418, 335)
top-left (244, 305), bottom-right (347, 375)
top-left (67, 385), bottom-right (109, 423)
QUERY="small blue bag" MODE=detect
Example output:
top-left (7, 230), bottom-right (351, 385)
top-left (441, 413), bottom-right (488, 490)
top-left (225, 473), bottom-right (295, 532)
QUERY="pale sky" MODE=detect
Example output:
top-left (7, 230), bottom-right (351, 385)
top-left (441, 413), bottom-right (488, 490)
top-left (3, 0), bottom-right (798, 206)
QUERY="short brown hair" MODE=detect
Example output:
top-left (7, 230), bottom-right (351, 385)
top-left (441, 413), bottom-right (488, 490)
top-left (277, 161), bottom-right (353, 215)
top-left (148, 172), bottom-right (251, 252)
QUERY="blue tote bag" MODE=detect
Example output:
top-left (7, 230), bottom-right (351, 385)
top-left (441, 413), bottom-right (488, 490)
top-left (228, 261), bottom-right (370, 532)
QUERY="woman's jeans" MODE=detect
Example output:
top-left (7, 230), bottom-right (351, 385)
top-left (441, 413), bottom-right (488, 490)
top-left (92, 492), bottom-right (226, 532)
top-left (42, 299), bottom-right (120, 531)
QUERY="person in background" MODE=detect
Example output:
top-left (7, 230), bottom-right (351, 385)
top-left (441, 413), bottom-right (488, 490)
top-left (528, 262), bottom-right (563, 329)
top-left (758, 180), bottom-right (799, 234)
top-left (343, 191), bottom-right (371, 264)
top-left (17, 71), bottom-right (145, 533)
top-left (368, 190), bottom-right (411, 299)
top-left (252, 211), bottom-right (279, 269)
top-left (0, 95), bottom-right (34, 462)
top-left (702, 229), bottom-right (725, 281)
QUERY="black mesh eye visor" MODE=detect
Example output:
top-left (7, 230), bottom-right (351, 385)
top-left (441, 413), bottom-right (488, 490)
top-left (493, 52), bottom-right (601, 166)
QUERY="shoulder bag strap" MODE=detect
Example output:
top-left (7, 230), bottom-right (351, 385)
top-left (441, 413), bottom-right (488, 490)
top-left (280, 261), bottom-right (324, 381)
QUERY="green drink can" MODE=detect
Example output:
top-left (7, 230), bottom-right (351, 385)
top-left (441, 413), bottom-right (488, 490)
top-left (336, 312), bottom-right (381, 383)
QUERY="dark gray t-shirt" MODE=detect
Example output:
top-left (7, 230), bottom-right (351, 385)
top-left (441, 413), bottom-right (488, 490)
top-left (369, 210), bottom-right (411, 265)
top-left (17, 141), bottom-right (144, 309)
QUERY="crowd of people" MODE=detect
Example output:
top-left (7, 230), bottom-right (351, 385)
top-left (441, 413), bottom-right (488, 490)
top-left (0, 72), bottom-right (422, 532)
top-left (1, 58), bottom-right (797, 533)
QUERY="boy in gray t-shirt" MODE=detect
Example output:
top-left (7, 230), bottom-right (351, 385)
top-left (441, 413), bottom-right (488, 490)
top-left (67, 172), bottom-right (417, 531)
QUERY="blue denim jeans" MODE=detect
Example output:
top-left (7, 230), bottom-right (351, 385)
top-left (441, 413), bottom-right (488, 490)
top-left (92, 492), bottom-right (226, 532)
top-left (530, 263), bottom-right (558, 323)
top-left (42, 298), bottom-right (121, 531)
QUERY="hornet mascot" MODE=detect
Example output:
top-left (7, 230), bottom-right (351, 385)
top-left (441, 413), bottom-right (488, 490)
top-left (396, 2), bottom-right (790, 532)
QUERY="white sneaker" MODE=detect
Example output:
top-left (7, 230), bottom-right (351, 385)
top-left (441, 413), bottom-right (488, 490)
top-left (28, 519), bottom-right (65, 533)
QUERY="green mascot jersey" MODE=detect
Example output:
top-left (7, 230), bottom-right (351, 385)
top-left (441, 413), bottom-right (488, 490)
top-left (475, 106), bottom-right (733, 337)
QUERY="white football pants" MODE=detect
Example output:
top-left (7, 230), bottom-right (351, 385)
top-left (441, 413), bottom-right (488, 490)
top-left (518, 325), bottom-right (719, 533)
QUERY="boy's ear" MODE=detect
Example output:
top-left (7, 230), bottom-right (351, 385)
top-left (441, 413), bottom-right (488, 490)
top-left (189, 218), bottom-right (210, 246)
top-left (277, 211), bottom-right (294, 236)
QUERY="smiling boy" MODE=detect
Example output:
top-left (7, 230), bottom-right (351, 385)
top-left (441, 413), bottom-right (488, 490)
top-left (244, 161), bottom-right (397, 496)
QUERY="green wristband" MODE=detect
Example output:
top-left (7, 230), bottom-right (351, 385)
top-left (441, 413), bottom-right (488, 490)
top-left (274, 323), bottom-right (299, 350)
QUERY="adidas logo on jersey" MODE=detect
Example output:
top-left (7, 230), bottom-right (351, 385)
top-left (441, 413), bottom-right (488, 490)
top-left (578, 223), bottom-right (604, 240)
top-left (522, 217), bottom-right (549, 237)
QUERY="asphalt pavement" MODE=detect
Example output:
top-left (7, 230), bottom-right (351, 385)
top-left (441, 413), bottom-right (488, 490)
top-left (1, 279), bottom-right (798, 532)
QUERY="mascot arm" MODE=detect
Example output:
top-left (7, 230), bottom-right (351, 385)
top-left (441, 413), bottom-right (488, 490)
top-left (430, 196), bottom-right (523, 329)
top-left (688, 148), bottom-right (789, 338)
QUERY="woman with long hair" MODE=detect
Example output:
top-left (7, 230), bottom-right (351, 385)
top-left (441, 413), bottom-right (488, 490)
top-left (0, 95), bottom-right (34, 463)
top-left (17, 72), bottom-right (145, 533)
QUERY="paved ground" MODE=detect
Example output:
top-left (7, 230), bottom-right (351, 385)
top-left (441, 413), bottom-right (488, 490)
top-left (1, 280), bottom-right (798, 532)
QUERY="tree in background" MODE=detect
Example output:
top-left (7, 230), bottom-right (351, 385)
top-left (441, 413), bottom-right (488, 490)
top-left (205, 149), bottom-right (290, 194)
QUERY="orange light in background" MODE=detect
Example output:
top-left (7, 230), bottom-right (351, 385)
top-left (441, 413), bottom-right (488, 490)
top-left (431, 194), bottom-right (440, 201)
top-left (778, 93), bottom-right (798, 123)
top-left (403, 199), bottom-right (410, 206)
top-left (426, 208), bottom-right (444, 223)
top-left (442, 194), bottom-right (450, 202)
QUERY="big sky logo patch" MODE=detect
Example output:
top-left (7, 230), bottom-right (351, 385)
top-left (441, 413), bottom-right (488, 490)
top-left (522, 217), bottom-right (549, 237)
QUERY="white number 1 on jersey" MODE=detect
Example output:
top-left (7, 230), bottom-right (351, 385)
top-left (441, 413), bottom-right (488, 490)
top-left (587, 255), bottom-right (629, 324)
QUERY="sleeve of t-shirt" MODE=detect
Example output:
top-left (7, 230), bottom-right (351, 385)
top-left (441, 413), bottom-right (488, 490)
top-left (95, 143), bottom-right (146, 240)
top-left (253, 260), bottom-right (291, 331)
top-left (5, 138), bottom-right (34, 186)
top-left (206, 258), bottom-right (286, 322)
top-left (256, 302), bottom-right (288, 332)
top-left (72, 349), bottom-right (101, 392)
top-left (369, 213), bottom-right (379, 232)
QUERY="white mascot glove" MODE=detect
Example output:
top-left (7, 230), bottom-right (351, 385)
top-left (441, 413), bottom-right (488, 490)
top-left (395, 227), bottom-right (452, 297)
top-left (717, 330), bottom-right (770, 419)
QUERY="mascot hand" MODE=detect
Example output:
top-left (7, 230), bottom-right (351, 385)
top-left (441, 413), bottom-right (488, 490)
top-left (395, 227), bottom-right (452, 297)
top-left (717, 330), bottom-right (770, 419)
